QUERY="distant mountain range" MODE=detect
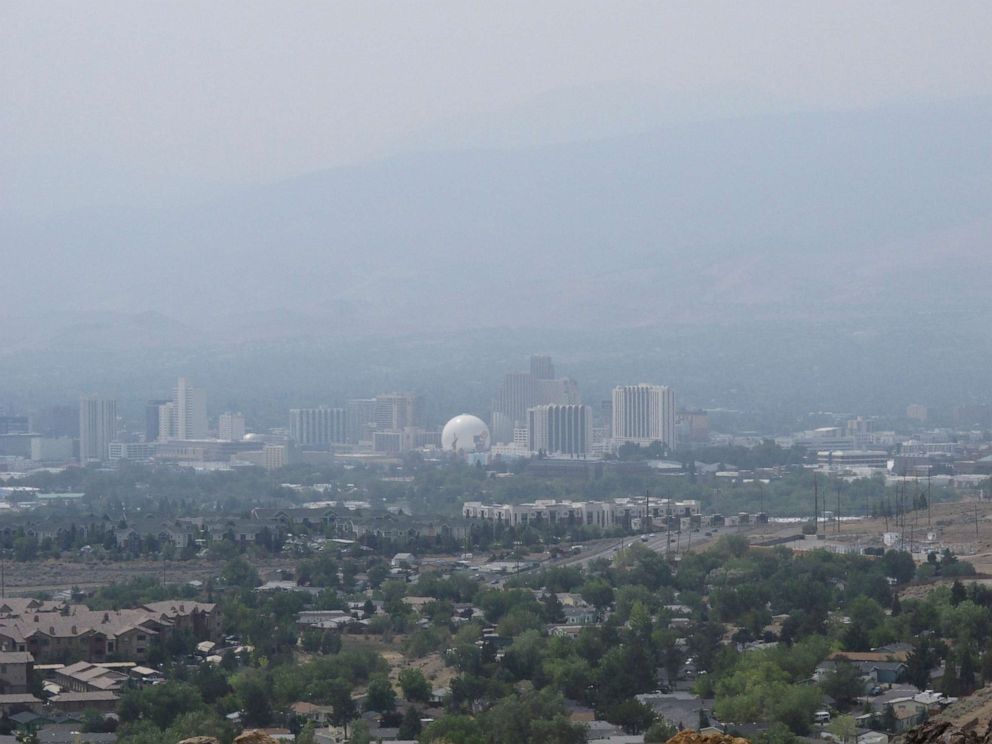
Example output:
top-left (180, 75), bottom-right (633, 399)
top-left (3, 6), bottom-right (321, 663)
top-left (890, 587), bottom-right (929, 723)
top-left (2, 94), bottom-right (990, 352)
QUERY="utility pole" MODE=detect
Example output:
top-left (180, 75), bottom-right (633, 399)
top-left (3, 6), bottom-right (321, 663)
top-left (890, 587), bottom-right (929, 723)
top-left (813, 473), bottom-right (818, 534)
top-left (836, 482), bottom-right (841, 535)
top-left (927, 468), bottom-right (932, 528)
top-left (645, 490), bottom-right (651, 536)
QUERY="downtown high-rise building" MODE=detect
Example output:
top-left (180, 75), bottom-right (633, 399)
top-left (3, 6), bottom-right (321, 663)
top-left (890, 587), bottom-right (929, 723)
top-left (175, 377), bottom-right (208, 439)
top-left (528, 404), bottom-right (591, 457)
top-left (145, 399), bottom-right (170, 442)
top-left (373, 393), bottom-right (422, 432)
top-left (491, 355), bottom-right (579, 443)
top-left (219, 412), bottom-right (247, 442)
top-left (289, 407), bottom-right (346, 446)
top-left (79, 396), bottom-right (118, 463)
top-left (345, 398), bottom-right (377, 444)
top-left (157, 378), bottom-right (208, 440)
top-left (530, 354), bottom-right (555, 380)
top-left (611, 384), bottom-right (676, 448)
top-left (494, 372), bottom-right (535, 428)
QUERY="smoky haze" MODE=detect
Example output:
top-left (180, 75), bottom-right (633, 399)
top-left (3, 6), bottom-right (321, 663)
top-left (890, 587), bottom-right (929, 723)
top-left (2, 1), bottom-right (991, 419)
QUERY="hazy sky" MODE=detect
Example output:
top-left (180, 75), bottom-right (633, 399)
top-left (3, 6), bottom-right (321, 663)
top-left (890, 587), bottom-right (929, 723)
top-left (4, 1), bottom-right (992, 211)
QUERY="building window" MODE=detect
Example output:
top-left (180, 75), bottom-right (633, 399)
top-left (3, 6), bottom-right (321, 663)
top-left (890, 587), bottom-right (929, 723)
top-left (137, 634), bottom-right (147, 641)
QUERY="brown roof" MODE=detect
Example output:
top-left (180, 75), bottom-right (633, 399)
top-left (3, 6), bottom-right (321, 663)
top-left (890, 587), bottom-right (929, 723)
top-left (142, 601), bottom-right (216, 616)
top-left (51, 691), bottom-right (119, 702)
top-left (0, 608), bottom-right (169, 642)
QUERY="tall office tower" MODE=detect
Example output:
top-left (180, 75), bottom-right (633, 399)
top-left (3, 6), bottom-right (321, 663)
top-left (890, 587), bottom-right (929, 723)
top-left (536, 377), bottom-right (581, 405)
top-left (289, 407), bottom-right (346, 445)
top-left (530, 354), bottom-right (555, 380)
top-left (219, 412), bottom-right (247, 442)
top-left (599, 399), bottom-right (613, 430)
top-left (490, 411), bottom-right (514, 446)
top-left (492, 372), bottom-right (535, 433)
top-left (158, 402), bottom-right (176, 440)
top-left (373, 393), bottom-right (422, 431)
top-left (611, 384), bottom-right (676, 448)
top-left (174, 377), bottom-right (208, 439)
top-left (346, 398), bottom-right (377, 443)
top-left (527, 404), bottom-right (591, 457)
top-left (491, 355), bottom-right (582, 444)
top-left (145, 400), bottom-right (170, 442)
top-left (79, 396), bottom-right (118, 463)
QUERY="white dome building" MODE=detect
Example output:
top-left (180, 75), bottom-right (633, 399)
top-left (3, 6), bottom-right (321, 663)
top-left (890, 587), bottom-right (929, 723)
top-left (441, 414), bottom-right (490, 454)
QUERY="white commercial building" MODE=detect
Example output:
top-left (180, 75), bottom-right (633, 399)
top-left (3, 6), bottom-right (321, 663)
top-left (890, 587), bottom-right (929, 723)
top-left (527, 404), bottom-right (591, 457)
top-left (158, 378), bottom-right (208, 441)
top-left (289, 407), bottom-right (345, 445)
top-left (463, 497), bottom-right (699, 528)
top-left (611, 384), bottom-right (676, 449)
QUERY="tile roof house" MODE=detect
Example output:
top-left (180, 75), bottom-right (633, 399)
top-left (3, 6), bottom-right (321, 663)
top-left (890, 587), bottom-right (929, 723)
top-left (0, 600), bottom-right (217, 663)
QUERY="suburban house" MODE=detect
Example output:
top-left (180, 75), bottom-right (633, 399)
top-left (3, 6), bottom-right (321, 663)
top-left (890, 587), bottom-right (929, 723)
top-left (142, 601), bottom-right (222, 640)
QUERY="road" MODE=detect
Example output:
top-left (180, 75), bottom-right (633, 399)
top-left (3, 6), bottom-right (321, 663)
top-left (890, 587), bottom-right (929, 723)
top-left (548, 524), bottom-right (760, 569)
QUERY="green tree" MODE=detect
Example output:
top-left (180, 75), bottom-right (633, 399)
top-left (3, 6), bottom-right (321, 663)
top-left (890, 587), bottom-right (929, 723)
top-left (769, 684), bottom-right (822, 735)
top-left (296, 721), bottom-right (315, 744)
top-left (398, 667), bottom-right (432, 704)
top-left (959, 649), bottom-right (977, 694)
top-left (365, 675), bottom-right (396, 713)
top-left (420, 714), bottom-right (485, 744)
top-left (904, 636), bottom-right (938, 691)
top-left (221, 557), bottom-right (260, 589)
top-left (398, 705), bottom-right (422, 740)
top-left (644, 718), bottom-right (678, 744)
top-left (604, 699), bottom-right (656, 734)
top-left (232, 671), bottom-right (273, 727)
top-left (753, 722), bottom-right (801, 744)
top-left (881, 704), bottom-right (897, 733)
top-left (543, 592), bottom-right (566, 623)
top-left (951, 580), bottom-right (967, 606)
top-left (828, 715), bottom-right (858, 744)
top-left (580, 578), bottom-right (615, 610)
top-left (821, 661), bottom-right (865, 709)
top-left (117, 681), bottom-right (205, 730)
top-left (325, 679), bottom-right (356, 736)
